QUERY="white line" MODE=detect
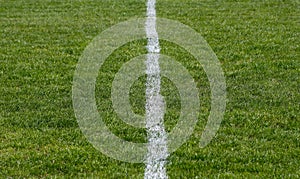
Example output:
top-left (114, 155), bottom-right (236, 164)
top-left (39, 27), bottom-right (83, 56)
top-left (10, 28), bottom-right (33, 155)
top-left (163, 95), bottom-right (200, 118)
top-left (144, 0), bottom-right (168, 179)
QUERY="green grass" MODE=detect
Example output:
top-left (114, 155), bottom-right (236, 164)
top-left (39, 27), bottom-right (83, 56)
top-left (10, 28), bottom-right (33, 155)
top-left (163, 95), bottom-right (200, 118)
top-left (1, 0), bottom-right (299, 178)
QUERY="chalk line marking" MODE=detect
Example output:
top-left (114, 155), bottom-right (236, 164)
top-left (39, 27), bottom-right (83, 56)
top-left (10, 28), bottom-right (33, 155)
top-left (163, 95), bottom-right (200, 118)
top-left (144, 0), bottom-right (168, 178)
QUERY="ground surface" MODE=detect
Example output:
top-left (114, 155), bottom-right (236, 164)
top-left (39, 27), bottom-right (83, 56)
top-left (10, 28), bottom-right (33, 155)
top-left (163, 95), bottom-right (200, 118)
top-left (0, 0), bottom-right (299, 178)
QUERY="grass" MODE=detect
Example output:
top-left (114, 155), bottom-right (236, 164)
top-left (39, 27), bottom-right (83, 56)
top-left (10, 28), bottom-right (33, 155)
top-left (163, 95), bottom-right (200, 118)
top-left (1, 0), bottom-right (299, 178)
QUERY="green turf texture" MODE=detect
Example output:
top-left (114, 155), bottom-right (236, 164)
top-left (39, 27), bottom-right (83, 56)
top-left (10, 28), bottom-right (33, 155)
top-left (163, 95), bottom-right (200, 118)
top-left (0, 0), bottom-right (299, 178)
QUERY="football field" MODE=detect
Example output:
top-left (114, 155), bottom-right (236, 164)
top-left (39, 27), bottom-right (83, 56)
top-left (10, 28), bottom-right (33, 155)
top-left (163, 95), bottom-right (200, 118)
top-left (0, 0), bottom-right (299, 178)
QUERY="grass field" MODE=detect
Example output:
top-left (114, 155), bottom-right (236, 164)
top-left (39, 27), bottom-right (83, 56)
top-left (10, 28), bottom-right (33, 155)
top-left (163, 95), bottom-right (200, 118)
top-left (1, 0), bottom-right (299, 178)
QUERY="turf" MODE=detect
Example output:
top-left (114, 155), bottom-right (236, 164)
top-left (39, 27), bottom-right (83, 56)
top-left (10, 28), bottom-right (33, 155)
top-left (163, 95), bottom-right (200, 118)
top-left (0, 0), bottom-right (299, 178)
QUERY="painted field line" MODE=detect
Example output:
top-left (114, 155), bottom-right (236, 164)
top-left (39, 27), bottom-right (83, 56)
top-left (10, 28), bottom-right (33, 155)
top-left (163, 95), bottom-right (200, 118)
top-left (144, 0), bottom-right (169, 179)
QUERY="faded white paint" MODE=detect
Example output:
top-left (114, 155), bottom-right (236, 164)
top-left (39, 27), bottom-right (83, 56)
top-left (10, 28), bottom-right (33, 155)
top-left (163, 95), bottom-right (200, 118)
top-left (144, 0), bottom-right (168, 178)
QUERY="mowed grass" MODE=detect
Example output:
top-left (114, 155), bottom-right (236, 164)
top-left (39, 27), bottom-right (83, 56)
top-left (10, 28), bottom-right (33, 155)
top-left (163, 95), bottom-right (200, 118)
top-left (0, 0), bottom-right (299, 178)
